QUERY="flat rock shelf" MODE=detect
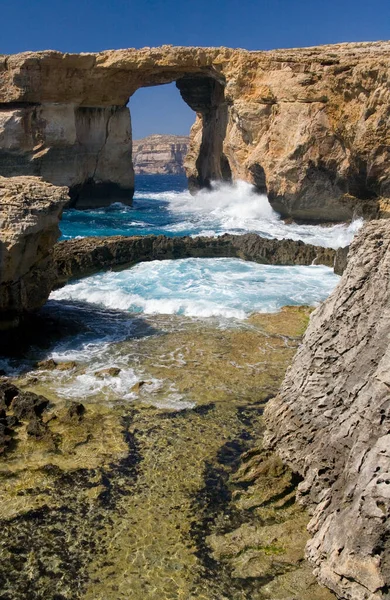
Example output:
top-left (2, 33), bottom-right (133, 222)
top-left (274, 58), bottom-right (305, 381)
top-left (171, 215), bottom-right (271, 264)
top-left (0, 307), bottom-right (334, 600)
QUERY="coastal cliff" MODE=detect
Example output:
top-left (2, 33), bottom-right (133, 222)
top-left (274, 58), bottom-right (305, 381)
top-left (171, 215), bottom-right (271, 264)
top-left (0, 176), bottom-right (68, 329)
top-left (133, 134), bottom-right (189, 174)
top-left (264, 219), bottom-right (390, 599)
top-left (0, 42), bottom-right (389, 219)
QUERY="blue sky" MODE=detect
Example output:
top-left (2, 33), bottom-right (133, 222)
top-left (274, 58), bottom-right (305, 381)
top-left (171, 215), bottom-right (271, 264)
top-left (2, 0), bottom-right (389, 138)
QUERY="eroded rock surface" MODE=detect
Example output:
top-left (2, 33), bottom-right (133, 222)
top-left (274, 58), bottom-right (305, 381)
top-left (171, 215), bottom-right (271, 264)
top-left (0, 42), bottom-right (389, 218)
top-left (264, 219), bottom-right (390, 599)
top-left (0, 176), bottom-right (69, 329)
top-left (53, 232), bottom-right (336, 286)
top-left (133, 134), bottom-right (189, 174)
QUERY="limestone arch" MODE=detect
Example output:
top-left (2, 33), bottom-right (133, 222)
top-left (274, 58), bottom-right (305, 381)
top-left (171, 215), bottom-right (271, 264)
top-left (0, 51), bottom-right (234, 209)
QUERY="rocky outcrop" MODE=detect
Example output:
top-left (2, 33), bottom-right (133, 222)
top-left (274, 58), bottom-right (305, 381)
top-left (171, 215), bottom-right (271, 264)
top-left (0, 103), bottom-right (133, 209)
top-left (0, 176), bottom-right (69, 329)
top-left (264, 220), bottom-right (390, 599)
top-left (53, 233), bottom-right (336, 286)
top-left (133, 134), bottom-right (189, 174)
top-left (0, 43), bottom-right (389, 219)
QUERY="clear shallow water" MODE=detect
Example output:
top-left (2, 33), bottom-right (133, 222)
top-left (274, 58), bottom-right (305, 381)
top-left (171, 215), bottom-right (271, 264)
top-left (61, 175), bottom-right (362, 249)
top-left (51, 258), bottom-right (339, 320)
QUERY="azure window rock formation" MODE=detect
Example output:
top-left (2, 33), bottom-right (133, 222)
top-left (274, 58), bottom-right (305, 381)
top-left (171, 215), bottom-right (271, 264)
top-left (0, 42), bottom-right (389, 219)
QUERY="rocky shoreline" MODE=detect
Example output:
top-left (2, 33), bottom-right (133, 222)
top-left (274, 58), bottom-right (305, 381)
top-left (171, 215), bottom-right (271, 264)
top-left (0, 174), bottom-right (342, 332)
top-left (53, 233), bottom-right (337, 288)
top-left (0, 38), bottom-right (389, 600)
top-left (0, 307), bottom-right (335, 600)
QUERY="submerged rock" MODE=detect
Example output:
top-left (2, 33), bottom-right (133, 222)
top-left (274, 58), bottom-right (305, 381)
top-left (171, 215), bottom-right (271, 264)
top-left (95, 367), bottom-right (122, 378)
top-left (53, 233), bottom-right (336, 286)
top-left (130, 380), bottom-right (152, 393)
top-left (264, 219), bottom-right (390, 599)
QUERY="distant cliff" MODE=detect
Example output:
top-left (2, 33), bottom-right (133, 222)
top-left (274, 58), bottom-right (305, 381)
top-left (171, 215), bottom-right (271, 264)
top-left (133, 134), bottom-right (189, 175)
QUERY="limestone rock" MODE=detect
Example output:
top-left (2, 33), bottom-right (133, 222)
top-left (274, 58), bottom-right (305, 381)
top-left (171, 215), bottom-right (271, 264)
top-left (53, 232), bottom-right (336, 286)
top-left (0, 43), bottom-right (388, 218)
top-left (133, 134), bottom-right (189, 174)
top-left (264, 219), bottom-right (390, 599)
top-left (0, 176), bottom-right (69, 329)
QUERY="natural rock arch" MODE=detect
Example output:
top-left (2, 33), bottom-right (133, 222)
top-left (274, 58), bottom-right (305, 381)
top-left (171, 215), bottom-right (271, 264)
top-left (0, 50), bottom-right (234, 208)
top-left (0, 43), bottom-right (389, 220)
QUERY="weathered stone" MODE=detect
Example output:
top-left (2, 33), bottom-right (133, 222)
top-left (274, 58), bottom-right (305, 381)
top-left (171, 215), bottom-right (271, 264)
top-left (133, 134), bottom-right (189, 174)
top-left (0, 176), bottom-right (69, 329)
top-left (26, 415), bottom-right (49, 438)
top-left (95, 367), bottom-right (121, 378)
top-left (56, 361), bottom-right (77, 371)
top-left (53, 232), bottom-right (336, 286)
top-left (0, 380), bottom-right (19, 408)
top-left (334, 245), bottom-right (350, 275)
top-left (0, 43), bottom-right (388, 219)
top-left (130, 381), bottom-right (152, 393)
top-left (264, 219), bottom-right (390, 599)
top-left (36, 358), bottom-right (58, 370)
top-left (11, 391), bottom-right (49, 420)
top-left (0, 422), bottom-right (12, 454)
top-left (65, 401), bottom-right (86, 422)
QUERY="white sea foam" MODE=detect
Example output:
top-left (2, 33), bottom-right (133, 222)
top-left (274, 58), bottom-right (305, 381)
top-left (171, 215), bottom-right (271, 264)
top-left (135, 180), bottom-right (363, 249)
top-left (51, 257), bottom-right (339, 319)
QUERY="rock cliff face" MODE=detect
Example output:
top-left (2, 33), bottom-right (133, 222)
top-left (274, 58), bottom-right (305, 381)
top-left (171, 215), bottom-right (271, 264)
top-left (133, 134), bottom-right (189, 174)
top-left (0, 176), bottom-right (68, 329)
top-left (0, 43), bottom-right (389, 219)
top-left (264, 219), bottom-right (390, 599)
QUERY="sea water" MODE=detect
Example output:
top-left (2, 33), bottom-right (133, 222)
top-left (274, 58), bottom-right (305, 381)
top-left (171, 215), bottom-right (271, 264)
top-left (6, 176), bottom-right (355, 404)
top-left (61, 175), bottom-right (362, 248)
top-left (52, 258), bottom-right (339, 320)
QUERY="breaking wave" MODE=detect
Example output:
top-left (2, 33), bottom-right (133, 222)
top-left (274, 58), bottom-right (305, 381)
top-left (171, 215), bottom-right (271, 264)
top-left (61, 178), bottom-right (363, 249)
top-left (51, 257), bottom-right (340, 319)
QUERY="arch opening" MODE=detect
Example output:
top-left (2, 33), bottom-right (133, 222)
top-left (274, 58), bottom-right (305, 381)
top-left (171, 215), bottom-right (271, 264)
top-left (125, 71), bottom-right (232, 202)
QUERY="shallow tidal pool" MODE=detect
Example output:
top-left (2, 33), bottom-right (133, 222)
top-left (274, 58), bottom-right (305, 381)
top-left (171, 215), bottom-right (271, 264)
top-left (0, 306), bottom-right (334, 600)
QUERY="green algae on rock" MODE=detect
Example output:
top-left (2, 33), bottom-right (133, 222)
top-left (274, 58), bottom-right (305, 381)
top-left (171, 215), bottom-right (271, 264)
top-left (0, 307), bottom-right (333, 600)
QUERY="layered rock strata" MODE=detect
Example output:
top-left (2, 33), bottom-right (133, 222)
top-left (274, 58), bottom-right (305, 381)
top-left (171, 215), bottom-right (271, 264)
top-left (53, 233), bottom-right (336, 287)
top-left (0, 42), bottom-right (389, 218)
top-left (264, 220), bottom-right (390, 599)
top-left (133, 134), bottom-right (189, 174)
top-left (0, 176), bottom-right (69, 329)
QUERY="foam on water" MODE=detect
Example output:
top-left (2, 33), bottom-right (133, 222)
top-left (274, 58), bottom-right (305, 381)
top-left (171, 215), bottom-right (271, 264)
top-left (61, 177), bottom-right (363, 249)
top-left (51, 257), bottom-right (340, 319)
top-left (10, 299), bottom-right (193, 410)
